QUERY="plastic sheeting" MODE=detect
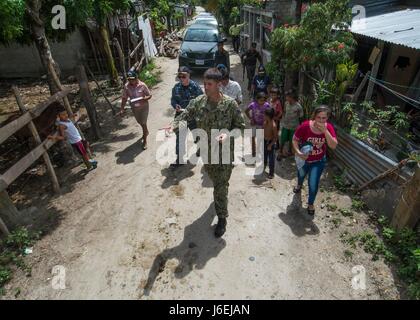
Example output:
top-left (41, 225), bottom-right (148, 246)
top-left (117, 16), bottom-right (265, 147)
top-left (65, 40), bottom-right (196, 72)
top-left (138, 16), bottom-right (158, 59)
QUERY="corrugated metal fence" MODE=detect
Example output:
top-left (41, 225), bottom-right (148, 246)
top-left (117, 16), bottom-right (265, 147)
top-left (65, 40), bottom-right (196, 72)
top-left (332, 127), bottom-right (413, 186)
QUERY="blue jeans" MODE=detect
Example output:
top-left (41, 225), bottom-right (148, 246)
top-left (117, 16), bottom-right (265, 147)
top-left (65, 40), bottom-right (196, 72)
top-left (297, 157), bottom-right (326, 205)
top-left (264, 140), bottom-right (275, 175)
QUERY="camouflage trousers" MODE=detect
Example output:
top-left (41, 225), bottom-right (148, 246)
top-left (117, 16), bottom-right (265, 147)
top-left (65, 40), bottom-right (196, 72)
top-left (204, 164), bottom-right (233, 219)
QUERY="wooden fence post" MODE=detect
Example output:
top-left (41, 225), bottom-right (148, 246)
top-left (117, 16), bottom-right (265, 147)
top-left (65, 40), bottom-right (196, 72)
top-left (76, 65), bottom-right (102, 140)
top-left (12, 86), bottom-right (60, 194)
top-left (0, 190), bottom-right (19, 235)
top-left (352, 71), bottom-right (371, 103)
top-left (392, 164), bottom-right (420, 230)
top-left (365, 40), bottom-right (384, 101)
top-left (113, 38), bottom-right (127, 83)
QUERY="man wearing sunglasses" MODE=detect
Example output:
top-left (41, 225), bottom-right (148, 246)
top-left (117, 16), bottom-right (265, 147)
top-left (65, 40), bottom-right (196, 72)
top-left (170, 66), bottom-right (204, 167)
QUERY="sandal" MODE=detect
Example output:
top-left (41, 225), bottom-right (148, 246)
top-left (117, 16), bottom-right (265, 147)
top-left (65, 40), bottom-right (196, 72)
top-left (307, 207), bottom-right (315, 216)
top-left (293, 186), bottom-right (302, 193)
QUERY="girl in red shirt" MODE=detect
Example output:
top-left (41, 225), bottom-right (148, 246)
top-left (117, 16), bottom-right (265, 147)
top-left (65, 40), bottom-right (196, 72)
top-left (292, 106), bottom-right (338, 216)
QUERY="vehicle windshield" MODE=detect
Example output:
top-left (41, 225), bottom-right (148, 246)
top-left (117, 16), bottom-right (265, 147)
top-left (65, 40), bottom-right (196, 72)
top-left (196, 19), bottom-right (217, 24)
top-left (184, 29), bottom-right (218, 42)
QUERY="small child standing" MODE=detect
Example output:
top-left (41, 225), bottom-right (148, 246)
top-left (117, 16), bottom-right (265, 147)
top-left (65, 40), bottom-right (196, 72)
top-left (278, 91), bottom-right (303, 159)
top-left (48, 106), bottom-right (98, 170)
top-left (263, 108), bottom-right (277, 179)
top-left (245, 92), bottom-right (271, 157)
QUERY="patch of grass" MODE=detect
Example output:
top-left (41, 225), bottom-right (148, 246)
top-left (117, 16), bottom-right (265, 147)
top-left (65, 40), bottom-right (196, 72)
top-left (139, 59), bottom-right (162, 88)
top-left (332, 217), bottom-right (342, 228)
top-left (0, 266), bottom-right (12, 289)
top-left (341, 224), bottom-right (420, 300)
top-left (0, 227), bottom-right (39, 295)
top-left (344, 249), bottom-right (354, 260)
top-left (326, 204), bottom-right (337, 212)
top-left (339, 208), bottom-right (353, 217)
top-left (351, 198), bottom-right (366, 212)
top-left (333, 173), bottom-right (350, 192)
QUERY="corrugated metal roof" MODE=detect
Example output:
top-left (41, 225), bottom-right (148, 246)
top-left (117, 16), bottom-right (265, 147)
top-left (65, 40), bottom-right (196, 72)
top-left (350, 9), bottom-right (420, 49)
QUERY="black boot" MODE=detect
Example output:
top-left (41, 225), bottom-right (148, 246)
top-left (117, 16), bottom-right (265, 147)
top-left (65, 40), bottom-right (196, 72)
top-left (214, 218), bottom-right (227, 238)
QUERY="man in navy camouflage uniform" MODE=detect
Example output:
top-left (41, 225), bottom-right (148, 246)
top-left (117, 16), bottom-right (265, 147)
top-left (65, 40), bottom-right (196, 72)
top-left (172, 68), bottom-right (245, 238)
top-left (170, 66), bottom-right (203, 167)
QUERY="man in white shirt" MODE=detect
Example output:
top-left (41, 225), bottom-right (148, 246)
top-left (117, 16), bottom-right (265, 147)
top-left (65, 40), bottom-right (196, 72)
top-left (219, 69), bottom-right (243, 106)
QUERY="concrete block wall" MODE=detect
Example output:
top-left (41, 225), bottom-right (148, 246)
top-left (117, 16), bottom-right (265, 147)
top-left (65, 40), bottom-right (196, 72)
top-left (265, 0), bottom-right (297, 21)
top-left (0, 29), bottom-right (91, 79)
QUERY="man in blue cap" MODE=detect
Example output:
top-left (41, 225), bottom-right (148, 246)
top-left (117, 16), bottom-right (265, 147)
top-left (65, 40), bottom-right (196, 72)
top-left (170, 66), bottom-right (203, 167)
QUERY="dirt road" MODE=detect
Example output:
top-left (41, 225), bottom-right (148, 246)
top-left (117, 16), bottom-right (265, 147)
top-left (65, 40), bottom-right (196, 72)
top-left (3, 48), bottom-right (403, 300)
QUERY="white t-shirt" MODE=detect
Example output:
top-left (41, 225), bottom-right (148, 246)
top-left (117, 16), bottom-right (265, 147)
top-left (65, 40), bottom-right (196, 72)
top-left (58, 120), bottom-right (82, 144)
top-left (221, 80), bottom-right (243, 104)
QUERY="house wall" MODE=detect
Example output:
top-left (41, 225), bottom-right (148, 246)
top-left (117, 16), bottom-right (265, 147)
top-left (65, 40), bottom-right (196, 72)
top-left (382, 45), bottom-right (420, 106)
top-left (349, 0), bottom-right (402, 16)
top-left (265, 0), bottom-right (297, 19)
top-left (0, 29), bottom-right (91, 79)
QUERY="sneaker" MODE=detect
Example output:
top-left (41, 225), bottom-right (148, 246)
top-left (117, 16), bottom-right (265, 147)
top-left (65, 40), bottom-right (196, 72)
top-left (268, 173), bottom-right (274, 179)
top-left (89, 159), bottom-right (98, 169)
top-left (214, 218), bottom-right (227, 238)
top-left (307, 207), bottom-right (315, 217)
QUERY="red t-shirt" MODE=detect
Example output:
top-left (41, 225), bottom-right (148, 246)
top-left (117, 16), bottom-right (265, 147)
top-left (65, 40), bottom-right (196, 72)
top-left (293, 120), bottom-right (337, 162)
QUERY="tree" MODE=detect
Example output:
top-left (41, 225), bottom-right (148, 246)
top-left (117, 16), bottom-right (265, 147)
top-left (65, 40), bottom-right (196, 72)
top-left (201, 0), bottom-right (260, 31)
top-left (270, 0), bottom-right (356, 105)
top-left (0, 0), bottom-right (131, 92)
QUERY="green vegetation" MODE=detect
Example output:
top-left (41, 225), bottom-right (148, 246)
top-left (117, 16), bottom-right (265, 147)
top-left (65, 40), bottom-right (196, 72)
top-left (0, 227), bottom-right (40, 295)
top-left (333, 172), bottom-right (350, 192)
top-left (340, 218), bottom-right (420, 299)
top-left (139, 60), bottom-right (162, 88)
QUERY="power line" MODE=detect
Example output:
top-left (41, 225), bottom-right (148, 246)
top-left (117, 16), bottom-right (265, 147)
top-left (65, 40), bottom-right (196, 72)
top-left (366, 75), bottom-right (420, 107)
top-left (369, 77), bottom-right (420, 91)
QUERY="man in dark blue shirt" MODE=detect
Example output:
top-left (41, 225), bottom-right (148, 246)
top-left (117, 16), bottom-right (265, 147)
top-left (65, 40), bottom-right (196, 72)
top-left (170, 66), bottom-right (203, 167)
top-left (214, 39), bottom-right (230, 73)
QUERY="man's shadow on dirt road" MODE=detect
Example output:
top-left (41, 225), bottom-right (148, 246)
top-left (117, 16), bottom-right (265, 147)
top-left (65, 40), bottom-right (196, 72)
top-left (142, 203), bottom-right (226, 296)
top-left (278, 193), bottom-right (320, 237)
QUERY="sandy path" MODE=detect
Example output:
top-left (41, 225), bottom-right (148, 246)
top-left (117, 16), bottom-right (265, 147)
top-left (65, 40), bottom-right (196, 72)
top-left (3, 49), bottom-right (401, 300)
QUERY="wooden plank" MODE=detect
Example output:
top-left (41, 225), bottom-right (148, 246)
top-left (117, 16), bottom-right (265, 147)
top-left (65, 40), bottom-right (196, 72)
top-left (0, 138), bottom-right (56, 193)
top-left (352, 71), bottom-right (370, 103)
top-left (12, 86), bottom-right (60, 194)
top-left (130, 39), bottom-right (144, 59)
top-left (84, 64), bottom-right (117, 115)
top-left (0, 112), bottom-right (33, 145)
top-left (0, 89), bottom-right (71, 145)
top-left (0, 215), bottom-right (10, 236)
top-left (365, 40), bottom-right (384, 101)
top-left (30, 89), bottom-right (71, 119)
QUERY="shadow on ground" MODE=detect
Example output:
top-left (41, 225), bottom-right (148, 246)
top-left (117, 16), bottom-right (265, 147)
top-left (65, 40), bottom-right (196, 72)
top-left (278, 193), bottom-right (320, 237)
top-left (142, 202), bottom-right (226, 296)
top-left (161, 164), bottom-right (196, 189)
top-left (115, 139), bottom-right (145, 165)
